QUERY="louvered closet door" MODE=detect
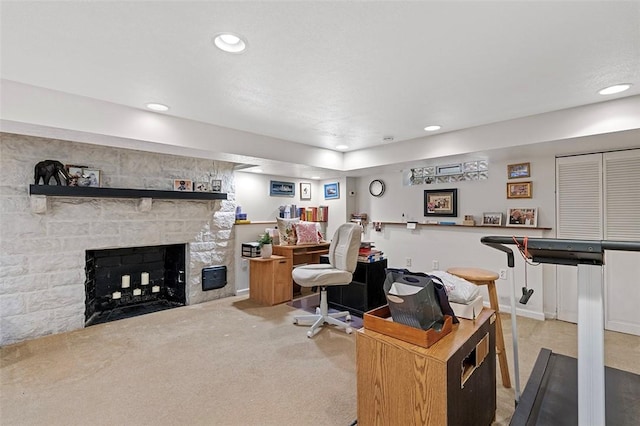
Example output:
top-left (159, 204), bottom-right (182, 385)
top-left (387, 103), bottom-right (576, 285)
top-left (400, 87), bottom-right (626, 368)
top-left (556, 154), bottom-right (603, 324)
top-left (603, 149), bottom-right (640, 335)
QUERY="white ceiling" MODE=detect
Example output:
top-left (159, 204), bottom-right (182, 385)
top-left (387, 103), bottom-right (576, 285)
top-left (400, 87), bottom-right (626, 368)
top-left (1, 1), bottom-right (639, 177)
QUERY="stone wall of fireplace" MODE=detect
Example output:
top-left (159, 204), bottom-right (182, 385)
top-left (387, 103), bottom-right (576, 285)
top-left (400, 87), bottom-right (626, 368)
top-left (0, 132), bottom-right (237, 346)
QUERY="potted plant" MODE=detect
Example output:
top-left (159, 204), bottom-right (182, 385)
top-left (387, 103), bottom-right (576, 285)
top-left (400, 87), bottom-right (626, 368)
top-left (258, 232), bottom-right (273, 259)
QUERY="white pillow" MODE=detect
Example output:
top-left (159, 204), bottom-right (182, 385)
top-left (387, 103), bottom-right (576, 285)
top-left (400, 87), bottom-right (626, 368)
top-left (276, 217), bottom-right (299, 245)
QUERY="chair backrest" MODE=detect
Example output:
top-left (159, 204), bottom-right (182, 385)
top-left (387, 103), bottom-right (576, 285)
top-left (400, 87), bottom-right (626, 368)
top-left (327, 223), bottom-right (362, 273)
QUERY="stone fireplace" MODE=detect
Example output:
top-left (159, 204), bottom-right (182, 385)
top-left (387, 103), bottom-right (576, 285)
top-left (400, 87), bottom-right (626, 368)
top-left (0, 132), bottom-right (237, 346)
top-left (85, 244), bottom-right (187, 326)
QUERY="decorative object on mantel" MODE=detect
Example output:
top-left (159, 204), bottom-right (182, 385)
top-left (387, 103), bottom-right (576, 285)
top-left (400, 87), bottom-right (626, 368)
top-left (34, 160), bottom-right (70, 185)
top-left (210, 179), bottom-right (222, 193)
top-left (507, 207), bottom-right (538, 227)
top-left (409, 160), bottom-right (488, 185)
top-left (80, 168), bottom-right (101, 187)
top-left (65, 164), bottom-right (87, 186)
top-left (424, 189), bottom-right (458, 217)
top-left (258, 232), bottom-right (273, 259)
top-left (194, 181), bottom-right (210, 192)
top-left (507, 162), bottom-right (531, 179)
top-left (173, 179), bottom-right (193, 192)
top-left (373, 221), bottom-right (382, 232)
top-left (463, 215), bottom-right (476, 226)
top-left (507, 181), bottom-right (532, 199)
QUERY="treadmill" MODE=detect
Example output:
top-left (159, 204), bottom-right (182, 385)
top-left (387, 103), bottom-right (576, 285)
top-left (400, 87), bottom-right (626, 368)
top-left (481, 236), bottom-right (640, 426)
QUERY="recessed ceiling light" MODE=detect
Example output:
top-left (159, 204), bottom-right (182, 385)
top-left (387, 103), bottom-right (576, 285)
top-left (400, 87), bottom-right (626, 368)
top-left (311, 176), bottom-right (321, 180)
top-left (424, 125), bottom-right (441, 132)
top-left (213, 32), bottom-right (247, 53)
top-left (382, 136), bottom-right (394, 143)
top-left (598, 84), bottom-right (631, 95)
top-left (335, 144), bottom-right (349, 150)
top-left (146, 103), bottom-right (169, 112)
top-left (252, 168), bottom-right (263, 173)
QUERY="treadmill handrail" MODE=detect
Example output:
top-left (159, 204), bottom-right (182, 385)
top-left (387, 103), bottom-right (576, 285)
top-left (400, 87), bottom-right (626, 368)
top-left (481, 236), bottom-right (640, 267)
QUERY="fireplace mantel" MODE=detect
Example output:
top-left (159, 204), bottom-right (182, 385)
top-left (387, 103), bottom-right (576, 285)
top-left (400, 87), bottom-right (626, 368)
top-left (29, 185), bottom-right (228, 200)
top-left (29, 185), bottom-right (227, 213)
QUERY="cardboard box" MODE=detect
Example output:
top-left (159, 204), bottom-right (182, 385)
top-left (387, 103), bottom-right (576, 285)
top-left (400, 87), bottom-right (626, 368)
top-left (450, 295), bottom-right (484, 320)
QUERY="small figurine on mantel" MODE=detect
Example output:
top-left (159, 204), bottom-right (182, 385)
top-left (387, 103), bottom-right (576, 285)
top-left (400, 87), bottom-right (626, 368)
top-left (34, 160), bottom-right (70, 185)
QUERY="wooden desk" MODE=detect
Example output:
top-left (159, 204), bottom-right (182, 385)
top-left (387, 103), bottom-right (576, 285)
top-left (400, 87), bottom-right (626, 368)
top-left (249, 256), bottom-right (292, 305)
top-left (272, 242), bottom-right (330, 294)
top-left (357, 308), bottom-right (496, 426)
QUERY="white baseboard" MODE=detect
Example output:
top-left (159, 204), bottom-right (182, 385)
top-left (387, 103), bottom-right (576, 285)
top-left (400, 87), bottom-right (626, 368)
top-left (235, 288), bottom-right (249, 296)
top-left (483, 301), bottom-right (545, 321)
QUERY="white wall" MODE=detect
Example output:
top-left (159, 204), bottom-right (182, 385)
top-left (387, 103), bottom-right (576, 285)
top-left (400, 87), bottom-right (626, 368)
top-left (232, 151), bottom-right (558, 319)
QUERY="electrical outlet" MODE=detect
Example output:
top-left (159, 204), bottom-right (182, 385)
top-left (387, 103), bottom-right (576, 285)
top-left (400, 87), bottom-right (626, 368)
top-left (406, 257), bottom-right (412, 267)
top-left (432, 260), bottom-right (439, 270)
top-left (499, 269), bottom-right (507, 280)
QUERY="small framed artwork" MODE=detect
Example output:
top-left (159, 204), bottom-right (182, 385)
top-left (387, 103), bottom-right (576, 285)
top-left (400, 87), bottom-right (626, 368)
top-left (507, 208), bottom-right (538, 227)
top-left (300, 182), bottom-right (311, 200)
top-left (324, 182), bottom-right (340, 200)
top-left (424, 188), bottom-right (458, 217)
top-left (174, 179), bottom-right (193, 192)
top-left (194, 181), bottom-right (210, 192)
top-left (482, 212), bottom-right (503, 226)
top-left (507, 162), bottom-right (531, 179)
top-left (82, 168), bottom-right (101, 187)
top-left (507, 181), bottom-right (532, 199)
top-left (210, 179), bottom-right (222, 193)
top-left (65, 164), bottom-right (87, 186)
top-left (270, 180), bottom-right (295, 197)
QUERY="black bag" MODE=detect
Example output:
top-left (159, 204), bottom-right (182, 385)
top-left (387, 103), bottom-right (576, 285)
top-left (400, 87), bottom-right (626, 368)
top-left (385, 268), bottom-right (459, 327)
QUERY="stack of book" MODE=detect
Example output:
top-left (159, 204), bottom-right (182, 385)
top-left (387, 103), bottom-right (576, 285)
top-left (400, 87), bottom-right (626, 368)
top-left (297, 206), bottom-right (329, 222)
top-left (358, 242), bottom-right (384, 263)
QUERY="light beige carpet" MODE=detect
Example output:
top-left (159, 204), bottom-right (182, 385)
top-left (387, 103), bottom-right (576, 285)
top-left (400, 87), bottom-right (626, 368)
top-left (2, 295), bottom-right (639, 425)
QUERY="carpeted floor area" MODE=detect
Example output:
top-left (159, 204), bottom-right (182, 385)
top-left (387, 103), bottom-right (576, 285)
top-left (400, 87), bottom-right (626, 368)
top-left (2, 294), bottom-right (639, 425)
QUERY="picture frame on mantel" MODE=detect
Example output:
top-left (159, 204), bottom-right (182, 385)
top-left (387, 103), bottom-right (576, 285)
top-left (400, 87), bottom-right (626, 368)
top-left (424, 189), bottom-right (458, 217)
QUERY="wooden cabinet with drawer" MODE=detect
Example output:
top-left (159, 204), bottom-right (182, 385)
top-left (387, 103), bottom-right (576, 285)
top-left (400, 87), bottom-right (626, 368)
top-left (249, 255), bottom-right (293, 305)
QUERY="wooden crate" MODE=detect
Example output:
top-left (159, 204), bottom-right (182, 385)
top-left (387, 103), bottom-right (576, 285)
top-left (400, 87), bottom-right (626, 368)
top-left (363, 304), bottom-right (452, 348)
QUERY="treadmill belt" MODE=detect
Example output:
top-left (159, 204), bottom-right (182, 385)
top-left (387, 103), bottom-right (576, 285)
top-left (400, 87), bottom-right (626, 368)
top-left (511, 349), bottom-right (640, 425)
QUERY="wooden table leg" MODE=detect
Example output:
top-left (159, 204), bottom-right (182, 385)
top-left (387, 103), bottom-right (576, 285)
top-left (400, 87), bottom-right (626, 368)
top-left (487, 281), bottom-right (512, 388)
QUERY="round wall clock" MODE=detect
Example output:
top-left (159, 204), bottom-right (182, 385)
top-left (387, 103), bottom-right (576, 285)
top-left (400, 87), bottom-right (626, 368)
top-left (369, 179), bottom-right (385, 197)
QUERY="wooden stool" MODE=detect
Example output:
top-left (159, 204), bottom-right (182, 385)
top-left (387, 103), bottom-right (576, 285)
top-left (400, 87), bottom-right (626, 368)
top-left (447, 267), bottom-right (511, 388)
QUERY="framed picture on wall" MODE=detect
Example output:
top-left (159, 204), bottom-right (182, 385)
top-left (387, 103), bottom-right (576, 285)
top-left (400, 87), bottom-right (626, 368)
top-left (424, 189), bottom-right (458, 217)
top-left (323, 182), bottom-right (339, 200)
top-left (300, 182), bottom-right (311, 200)
top-left (507, 181), bottom-right (532, 198)
top-left (507, 207), bottom-right (538, 227)
top-left (270, 180), bottom-right (295, 197)
top-left (507, 162), bottom-right (531, 179)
